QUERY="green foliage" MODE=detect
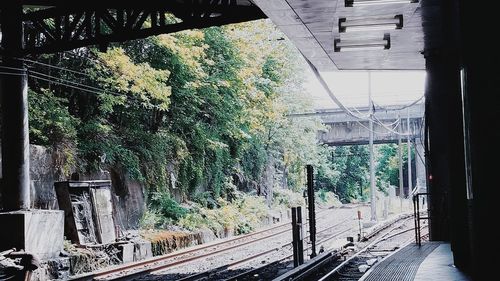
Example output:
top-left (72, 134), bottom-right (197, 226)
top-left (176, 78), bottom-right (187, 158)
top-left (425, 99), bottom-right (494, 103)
top-left (28, 89), bottom-right (79, 145)
top-left (149, 192), bottom-right (188, 223)
top-left (376, 144), bottom-right (398, 194)
top-left (272, 189), bottom-right (305, 209)
top-left (27, 19), bottom-right (336, 231)
top-left (316, 145), bottom-right (369, 203)
top-left (376, 143), bottom-right (415, 194)
top-left (315, 143), bottom-right (416, 203)
top-left (316, 189), bottom-right (342, 208)
top-left (318, 188), bottom-right (328, 202)
top-left (177, 194), bottom-right (269, 236)
top-left (240, 138), bottom-right (268, 182)
top-left (192, 191), bottom-right (217, 209)
top-left (139, 209), bottom-right (164, 230)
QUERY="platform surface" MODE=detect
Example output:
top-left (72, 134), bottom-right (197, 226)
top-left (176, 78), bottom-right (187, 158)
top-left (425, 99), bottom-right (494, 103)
top-left (414, 243), bottom-right (470, 281)
top-left (362, 242), bottom-right (470, 281)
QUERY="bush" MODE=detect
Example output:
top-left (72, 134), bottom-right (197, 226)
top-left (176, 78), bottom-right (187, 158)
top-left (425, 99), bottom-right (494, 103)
top-left (177, 194), bottom-right (270, 236)
top-left (178, 211), bottom-right (223, 233)
top-left (28, 89), bottom-right (79, 145)
top-left (139, 209), bottom-right (164, 229)
top-left (149, 192), bottom-right (188, 223)
top-left (193, 191), bottom-right (218, 208)
top-left (238, 195), bottom-right (268, 230)
top-left (316, 189), bottom-right (342, 208)
top-left (272, 188), bottom-right (305, 209)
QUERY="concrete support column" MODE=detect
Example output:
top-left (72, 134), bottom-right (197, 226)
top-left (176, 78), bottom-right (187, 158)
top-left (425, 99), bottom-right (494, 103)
top-left (425, 49), bottom-right (467, 239)
top-left (460, 2), bottom-right (500, 278)
top-left (0, 3), bottom-right (31, 211)
top-left (425, 49), bottom-right (470, 272)
top-left (422, 0), bottom-right (471, 272)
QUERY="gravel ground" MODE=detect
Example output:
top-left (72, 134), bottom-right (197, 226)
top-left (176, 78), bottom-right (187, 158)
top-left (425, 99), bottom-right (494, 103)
top-left (134, 203), bottom-right (413, 281)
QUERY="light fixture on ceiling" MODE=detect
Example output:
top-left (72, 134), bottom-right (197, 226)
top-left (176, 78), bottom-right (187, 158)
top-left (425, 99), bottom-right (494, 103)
top-left (339, 15), bottom-right (403, 33)
top-left (334, 33), bottom-right (391, 52)
top-left (345, 0), bottom-right (418, 7)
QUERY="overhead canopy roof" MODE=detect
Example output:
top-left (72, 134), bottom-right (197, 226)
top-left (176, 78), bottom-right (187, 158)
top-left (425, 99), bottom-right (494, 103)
top-left (9, 0), bottom-right (431, 70)
top-left (253, 0), bottom-right (425, 71)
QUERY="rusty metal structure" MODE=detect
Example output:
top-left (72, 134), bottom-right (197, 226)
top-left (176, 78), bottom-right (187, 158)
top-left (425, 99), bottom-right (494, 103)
top-left (4, 1), bottom-right (265, 56)
top-left (54, 180), bottom-right (116, 245)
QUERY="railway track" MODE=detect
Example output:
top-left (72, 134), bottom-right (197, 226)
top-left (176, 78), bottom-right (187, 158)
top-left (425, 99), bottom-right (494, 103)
top-left (69, 221), bottom-right (291, 281)
top-left (221, 214), bottom-right (416, 281)
top-left (276, 216), bottom-right (426, 281)
top-left (207, 219), bottom-right (354, 281)
top-left (69, 206), bottom-right (355, 281)
top-left (140, 215), bottom-right (355, 280)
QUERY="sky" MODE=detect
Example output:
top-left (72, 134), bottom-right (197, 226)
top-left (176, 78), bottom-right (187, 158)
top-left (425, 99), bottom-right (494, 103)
top-left (303, 68), bottom-right (426, 110)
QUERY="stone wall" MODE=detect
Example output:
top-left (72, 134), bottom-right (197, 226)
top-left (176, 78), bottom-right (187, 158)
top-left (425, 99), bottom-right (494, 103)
top-left (30, 145), bottom-right (60, 209)
top-left (0, 145), bottom-right (146, 230)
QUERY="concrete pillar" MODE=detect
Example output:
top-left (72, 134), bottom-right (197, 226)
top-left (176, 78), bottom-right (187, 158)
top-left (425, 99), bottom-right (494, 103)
top-left (0, 3), bottom-right (31, 211)
top-left (460, 1), bottom-right (500, 278)
top-left (422, 0), bottom-right (471, 273)
top-left (425, 49), bottom-right (468, 242)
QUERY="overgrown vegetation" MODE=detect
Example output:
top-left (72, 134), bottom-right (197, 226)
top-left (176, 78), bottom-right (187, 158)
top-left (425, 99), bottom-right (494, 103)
top-left (315, 144), bottom-right (415, 202)
top-left (26, 18), bottom-right (413, 234)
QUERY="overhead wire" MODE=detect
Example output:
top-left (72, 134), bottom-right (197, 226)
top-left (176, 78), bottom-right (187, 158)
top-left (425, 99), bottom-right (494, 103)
top-left (28, 73), bottom-right (164, 109)
top-left (1, 61), bottom-right (125, 98)
top-left (372, 115), bottom-right (410, 136)
top-left (0, 65), bottom-right (28, 72)
top-left (23, 57), bottom-right (422, 133)
top-left (20, 58), bottom-right (96, 78)
top-left (28, 70), bottom-right (122, 97)
top-left (0, 71), bottom-right (26, 77)
top-left (303, 55), bottom-right (371, 120)
top-left (12, 57), bottom-right (168, 109)
top-left (302, 54), bottom-right (425, 138)
top-left (17, 57), bottom-right (422, 138)
top-left (373, 95), bottom-right (424, 111)
top-left (25, 68), bottom-right (163, 109)
top-left (29, 74), bottom-right (113, 97)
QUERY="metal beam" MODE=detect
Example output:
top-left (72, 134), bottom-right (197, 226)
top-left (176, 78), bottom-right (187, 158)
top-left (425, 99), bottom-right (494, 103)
top-left (1, 2), bottom-right (266, 56)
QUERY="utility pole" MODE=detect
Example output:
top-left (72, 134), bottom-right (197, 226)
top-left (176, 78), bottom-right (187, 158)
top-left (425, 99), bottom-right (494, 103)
top-left (407, 108), bottom-right (412, 195)
top-left (398, 116), bottom-right (404, 211)
top-left (368, 71), bottom-right (377, 222)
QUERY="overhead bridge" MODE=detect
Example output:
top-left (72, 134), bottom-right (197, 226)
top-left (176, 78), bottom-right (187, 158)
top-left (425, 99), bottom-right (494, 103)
top-left (290, 102), bottom-right (424, 146)
top-left (290, 101), bottom-right (427, 203)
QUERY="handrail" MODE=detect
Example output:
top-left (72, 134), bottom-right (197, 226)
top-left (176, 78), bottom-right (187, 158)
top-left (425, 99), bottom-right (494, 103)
top-left (412, 192), bottom-right (429, 246)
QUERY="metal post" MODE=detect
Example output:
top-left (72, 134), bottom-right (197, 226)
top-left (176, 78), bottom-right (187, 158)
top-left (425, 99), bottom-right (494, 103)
top-left (297, 206), bottom-right (304, 265)
top-left (357, 210), bottom-right (362, 241)
top-left (291, 207), bottom-right (299, 267)
top-left (413, 196), bottom-right (418, 244)
top-left (0, 4), bottom-right (31, 211)
top-left (398, 117), bottom-right (404, 210)
top-left (368, 71), bottom-right (377, 221)
top-left (291, 207), bottom-right (298, 266)
top-left (306, 165), bottom-right (316, 258)
top-left (417, 196), bottom-right (421, 246)
top-left (407, 108), bottom-right (412, 196)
